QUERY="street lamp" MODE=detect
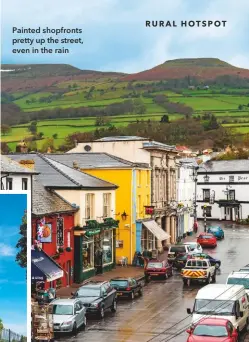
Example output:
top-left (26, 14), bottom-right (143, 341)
top-left (204, 175), bottom-right (210, 183)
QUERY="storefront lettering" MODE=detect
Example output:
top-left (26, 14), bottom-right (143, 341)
top-left (33, 257), bottom-right (44, 263)
top-left (238, 176), bottom-right (248, 181)
top-left (56, 217), bottom-right (64, 246)
top-left (219, 176), bottom-right (225, 180)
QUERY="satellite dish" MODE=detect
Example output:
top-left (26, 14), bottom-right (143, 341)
top-left (84, 145), bottom-right (91, 152)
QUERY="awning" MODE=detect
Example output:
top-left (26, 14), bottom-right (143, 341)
top-left (142, 220), bottom-right (170, 241)
top-left (31, 249), bottom-right (64, 283)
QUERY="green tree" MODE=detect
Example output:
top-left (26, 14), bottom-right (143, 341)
top-left (0, 318), bottom-right (3, 333)
top-left (16, 211), bottom-right (27, 269)
top-left (28, 121), bottom-right (37, 134)
top-left (1, 124), bottom-right (11, 135)
top-left (160, 115), bottom-right (169, 123)
top-left (238, 104), bottom-right (243, 110)
top-left (52, 133), bottom-right (58, 139)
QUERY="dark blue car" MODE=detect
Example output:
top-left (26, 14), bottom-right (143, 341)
top-left (207, 226), bottom-right (224, 240)
top-left (192, 253), bottom-right (221, 269)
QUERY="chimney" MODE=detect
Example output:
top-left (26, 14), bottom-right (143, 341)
top-left (19, 159), bottom-right (35, 170)
top-left (73, 161), bottom-right (79, 169)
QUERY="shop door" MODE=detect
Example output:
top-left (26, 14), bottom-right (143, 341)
top-left (66, 260), bottom-right (71, 285)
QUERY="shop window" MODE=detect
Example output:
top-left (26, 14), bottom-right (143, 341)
top-left (6, 178), bottom-right (13, 190)
top-left (103, 193), bottom-right (111, 217)
top-left (103, 230), bottom-right (113, 264)
top-left (82, 239), bottom-right (94, 270)
top-left (85, 193), bottom-right (94, 219)
top-left (22, 178), bottom-right (28, 190)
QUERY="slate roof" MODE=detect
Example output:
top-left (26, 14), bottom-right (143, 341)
top-left (7, 153), bottom-right (118, 189)
top-left (142, 141), bottom-right (177, 152)
top-left (198, 160), bottom-right (249, 173)
top-left (32, 177), bottom-right (77, 216)
top-left (178, 158), bottom-right (199, 168)
top-left (43, 153), bottom-right (150, 169)
top-left (1, 155), bottom-right (38, 174)
top-left (97, 136), bottom-right (146, 141)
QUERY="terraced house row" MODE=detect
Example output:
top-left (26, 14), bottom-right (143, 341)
top-left (2, 136), bottom-right (197, 289)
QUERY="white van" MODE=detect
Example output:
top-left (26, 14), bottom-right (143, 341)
top-left (187, 284), bottom-right (249, 333)
top-left (226, 272), bottom-right (249, 295)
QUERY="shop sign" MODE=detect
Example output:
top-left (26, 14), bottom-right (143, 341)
top-left (144, 206), bottom-right (155, 215)
top-left (85, 229), bottom-right (101, 237)
top-left (116, 240), bottom-right (123, 248)
top-left (37, 222), bottom-right (52, 243)
top-left (56, 217), bottom-right (64, 246)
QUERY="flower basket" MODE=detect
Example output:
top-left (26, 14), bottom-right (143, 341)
top-left (65, 247), bottom-right (72, 252)
top-left (52, 253), bottom-right (60, 260)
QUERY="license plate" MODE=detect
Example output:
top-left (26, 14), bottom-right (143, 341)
top-left (152, 273), bottom-right (158, 276)
top-left (54, 326), bottom-right (60, 330)
top-left (117, 293), bottom-right (122, 295)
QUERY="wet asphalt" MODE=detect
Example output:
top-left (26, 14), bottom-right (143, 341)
top-left (56, 222), bottom-right (249, 342)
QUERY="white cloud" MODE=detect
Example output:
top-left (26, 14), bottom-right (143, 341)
top-left (0, 243), bottom-right (15, 256)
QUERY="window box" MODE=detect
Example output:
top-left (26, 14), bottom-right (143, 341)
top-left (58, 247), bottom-right (64, 253)
top-left (65, 247), bottom-right (72, 252)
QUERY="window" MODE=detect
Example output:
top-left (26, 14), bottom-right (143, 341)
top-left (103, 230), bottom-right (113, 264)
top-left (82, 238), bottom-right (94, 270)
top-left (203, 189), bottom-right (210, 202)
top-left (229, 175), bottom-right (234, 183)
top-left (85, 193), bottom-right (94, 219)
top-left (22, 178), bottom-right (28, 190)
top-left (103, 193), bottom-right (111, 217)
top-left (228, 190), bottom-right (235, 200)
top-left (6, 178), bottom-right (13, 190)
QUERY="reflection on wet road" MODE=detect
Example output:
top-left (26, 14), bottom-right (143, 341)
top-left (57, 222), bottom-right (249, 342)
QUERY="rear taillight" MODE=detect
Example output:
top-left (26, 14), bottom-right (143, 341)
top-left (126, 287), bottom-right (131, 291)
top-left (161, 268), bottom-right (166, 272)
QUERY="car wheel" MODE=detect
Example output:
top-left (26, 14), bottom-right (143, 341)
top-left (111, 299), bottom-right (117, 312)
top-left (82, 316), bottom-right (87, 331)
top-left (183, 279), bottom-right (188, 286)
top-left (99, 306), bottom-right (105, 319)
top-left (138, 287), bottom-right (143, 296)
top-left (212, 272), bottom-right (216, 283)
top-left (206, 275), bottom-right (211, 284)
top-left (72, 322), bottom-right (77, 335)
top-left (130, 291), bottom-right (135, 300)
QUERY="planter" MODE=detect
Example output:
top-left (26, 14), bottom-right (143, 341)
top-left (58, 247), bottom-right (64, 253)
top-left (65, 247), bottom-right (72, 252)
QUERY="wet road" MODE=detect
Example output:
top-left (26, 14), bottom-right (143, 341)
top-left (57, 222), bottom-right (249, 342)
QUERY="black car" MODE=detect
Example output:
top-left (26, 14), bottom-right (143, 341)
top-left (192, 253), bottom-right (221, 269)
top-left (110, 277), bottom-right (143, 299)
top-left (174, 254), bottom-right (188, 270)
top-left (72, 281), bottom-right (117, 318)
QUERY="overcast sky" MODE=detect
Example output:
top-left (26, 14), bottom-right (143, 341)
top-left (2, 0), bottom-right (249, 73)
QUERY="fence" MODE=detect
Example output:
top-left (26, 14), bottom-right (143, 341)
top-left (0, 328), bottom-right (23, 342)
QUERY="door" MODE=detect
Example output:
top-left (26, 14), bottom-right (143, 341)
top-left (230, 208), bottom-right (233, 221)
top-left (77, 301), bottom-right (85, 327)
top-left (67, 261), bottom-right (71, 286)
top-left (74, 302), bottom-right (81, 328)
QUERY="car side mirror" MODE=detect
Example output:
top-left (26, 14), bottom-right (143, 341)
top-left (232, 330), bottom-right (237, 337)
top-left (240, 311), bottom-right (243, 317)
top-left (186, 329), bottom-right (191, 334)
top-left (187, 308), bottom-right (192, 314)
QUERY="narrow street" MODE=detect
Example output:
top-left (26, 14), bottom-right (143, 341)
top-left (56, 222), bottom-right (249, 342)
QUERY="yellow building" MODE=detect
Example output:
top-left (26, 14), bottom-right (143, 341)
top-left (44, 153), bottom-right (151, 264)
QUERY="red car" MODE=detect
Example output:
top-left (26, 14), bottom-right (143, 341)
top-left (197, 232), bottom-right (217, 248)
top-left (186, 318), bottom-right (238, 342)
top-left (144, 259), bottom-right (173, 280)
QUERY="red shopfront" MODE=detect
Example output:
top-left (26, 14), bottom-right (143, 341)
top-left (32, 213), bottom-right (75, 289)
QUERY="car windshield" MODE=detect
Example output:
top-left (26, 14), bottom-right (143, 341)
top-left (240, 269), bottom-right (249, 272)
top-left (53, 304), bottom-right (73, 315)
top-left (170, 246), bottom-right (185, 253)
top-left (210, 227), bottom-right (219, 231)
top-left (110, 280), bottom-right (128, 287)
top-left (194, 299), bottom-right (235, 315)
top-left (77, 287), bottom-right (100, 297)
top-left (147, 262), bottom-right (163, 268)
top-left (200, 235), bottom-right (212, 239)
top-left (227, 277), bottom-right (249, 289)
top-left (193, 325), bottom-right (228, 337)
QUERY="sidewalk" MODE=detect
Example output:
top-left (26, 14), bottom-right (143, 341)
top-left (56, 266), bottom-right (145, 298)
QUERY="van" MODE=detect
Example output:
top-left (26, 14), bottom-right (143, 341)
top-left (226, 272), bottom-right (249, 295)
top-left (186, 284), bottom-right (249, 333)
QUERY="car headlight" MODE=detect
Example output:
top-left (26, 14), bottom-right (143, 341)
top-left (91, 303), bottom-right (99, 307)
top-left (62, 321), bottom-right (72, 326)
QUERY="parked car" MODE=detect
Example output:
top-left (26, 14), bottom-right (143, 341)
top-left (226, 272), bottom-right (249, 295)
top-left (72, 281), bottom-right (117, 318)
top-left (168, 244), bottom-right (192, 263)
top-left (110, 277), bottom-right (143, 299)
top-left (174, 254), bottom-right (189, 270)
top-left (192, 252), bottom-right (221, 269)
top-left (239, 264), bottom-right (249, 273)
top-left (144, 259), bottom-right (173, 280)
top-left (181, 258), bottom-right (216, 285)
top-left (197, 233), bottom-right (217, 248)
top-left (186, 318), bottom-right (239, 342)
top-left (207, 226), bottom-right (224, 240)
top-left (50, 298), bottom-right (86, 334)
top-left (184, 242), bottom-right (203, 253)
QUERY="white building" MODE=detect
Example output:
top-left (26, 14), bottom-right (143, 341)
top-left (196, 160), bottom-right (249, 221)
top-left (1, 154), bottom-right (37, 190)
top-left (68, 136), bottom-right (179, 243)
top-left (176, 159), bottom-right (197, 237)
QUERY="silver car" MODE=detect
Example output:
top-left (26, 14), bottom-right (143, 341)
top-left (50, 298), bottom-right (86, 334)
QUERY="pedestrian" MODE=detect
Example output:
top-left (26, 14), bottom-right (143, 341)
top-left (193, 220), bottom-right (198, 233)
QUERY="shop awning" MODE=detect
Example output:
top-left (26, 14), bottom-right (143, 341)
top-left (31, 249), bottom-right (64, 283)
top-left (142, 220), bottom-right (170, 241)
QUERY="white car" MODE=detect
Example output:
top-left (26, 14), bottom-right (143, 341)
top-left (184, 242), bottom-right (202, 254)
top-left (226, 272), bottom-right (249, 295)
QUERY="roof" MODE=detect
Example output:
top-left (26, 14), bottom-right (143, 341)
top-left (43, 153), bottom-right (150, 169)
top-left (228, 272), bottom-right (249, 278)
top-left (196, 284), bottom-right (245, 300)
top-left (96, 136), bottom-right (146, 141)
top-left (142, 141), bottom-right (177, 153)
top-left (7, 153), bottom-right (118, 190)
top-left (176, 146), bottom-right (191, 151)
top-left (195, 318), bottom-right (230, 326)
top-left (178, 158), bottom-right (199, 168)
top-left (32, 177), bottom-right (77, 216)
top-left (79, 281), bottom-right (106, 288)
top-left (198, 160), bottom-right (249, 173)
top-left (51, 298), bottom-right (78, 305)
top-left (1, 155), bottom-right (38, 175)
